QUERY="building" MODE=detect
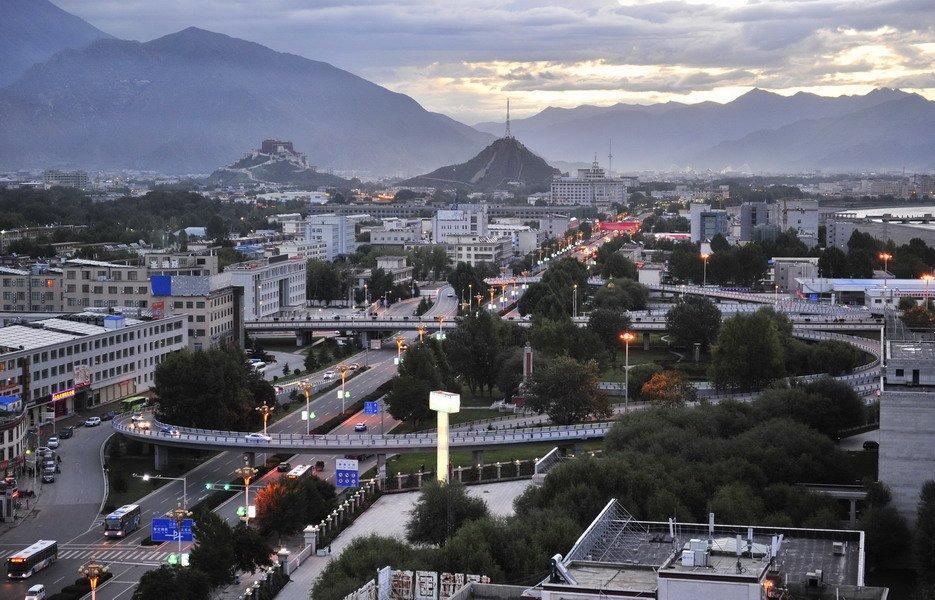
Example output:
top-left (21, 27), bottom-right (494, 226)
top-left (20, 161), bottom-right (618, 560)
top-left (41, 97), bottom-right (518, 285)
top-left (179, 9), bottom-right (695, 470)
top-left (739, 202), bottom-right (769, 241)
top-left (432, 205), bottom-right (489, 243)
top-left (689, 203), bottom-right (728, 243)
top-left (538, 214), bottom-right (571, 238)
top-left (150, 274), bottom-right (242, 350)
top-left (370, 220), bottom-right (423, 247)
top-left (269, 240), bottom-right (328, 262)
top-left (42, 169), bottom-right (89, 189)
top-left (226, 255), bottom-right (306, 321)
top-left (550, 160), bottom-right (636, 205)
top-left (0, 265), bottom-right (63, 312)
top-left (827, 215), bottom-right (935, 251)
top-left (375, 256), bottom-right (414, 286)
top-left (0, 313), bottom-right (187, 424)
top-left (487, 224), bottom-right (543, 255)
top-left (445, 235), bottom-right (511, 267)
top-left (770, 200), bottom-right (819, 246)
top-left (0, 396), bottom-right (26, 480)
top-left (304, 214), bottom-right (364, 260)
top-left (880, 387), bottom-right (935, 521)
top-left (0, 225), bottom-right (88, 252)
top-left (144, 252), bottom-right (219, 277)
top-left (542, 499), bottom-right (884, 600)
top-left (795, 277), bottom-right (930, 310)
top-left (772, 257), bottom-right (819, 292)
top-left (62, 259), bottom-right (152, 311)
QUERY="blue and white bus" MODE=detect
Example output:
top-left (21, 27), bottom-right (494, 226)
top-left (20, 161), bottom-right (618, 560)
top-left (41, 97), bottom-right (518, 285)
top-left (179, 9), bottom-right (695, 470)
top-left (6, 540), bottom-right (57, 579)
top-left (104, 504), bottom-right (142, 538)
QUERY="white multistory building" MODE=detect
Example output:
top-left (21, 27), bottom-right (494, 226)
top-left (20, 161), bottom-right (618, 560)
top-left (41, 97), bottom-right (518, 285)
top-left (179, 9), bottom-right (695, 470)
top-left (550, 161), bottom-right (637, 206)
top-left (432, 205), bottom-right (489, 243)
top-left (226, 255), bottom-right (306, 321)
top-left (303, 213), bottom-right (366, 260)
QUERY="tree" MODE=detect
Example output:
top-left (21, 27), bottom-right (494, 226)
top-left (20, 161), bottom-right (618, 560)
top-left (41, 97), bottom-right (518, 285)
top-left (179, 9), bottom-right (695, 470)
top-left (526, 357), bottom-right (609, 424)
top-left (444, 311), bottom-right (502, 395)
top-left (627, 363), bottom-right (663, 401)
top-left (206, 214), bottom-right (229, 243)
top-left (807, 340), bottom-right (861, 376)
top-left (667, 242), bottom-right (703, 283)
top-left (598, 253), bottom-right (638, 280)
top-left (409, 245), bottom-right (450, 279)
top-left (665, 296), bottom-right (721, 351)
top-left (902, 305), bottom-right (935, 328)
top-left (861, 504), bottom-right (910, 569)
top-left (587, 309), bottom-right (631, 365)
top-left (133, 566), bottom-right (211, 600)
top-left (406, 480), bottom-right (490, 545)
top-left (387, 340), bottom-right (457, 423)
top-left (707, 483), bottom-right (765, 524)
top-left (592, 278), bottom-right (648, 311)
top-left (710, 233), bottom-right (730, 253)
top-left (231, 523), bottom-right (274, 575)
top-left (154, 348), bottom-right (273, 430)
top-left (914, 480), bottom-right (935, 578)
top-left (709, 309), bottom-right (785, 391)
top-left (640, 371), bottom-right (696, 407)
top-left (189, 510), bottom-right (237, 587)
top-left (448, 262), bottom-right (486, 304)
top-left (254, 479), bottom-right (308, 542)
top-left (312, 536), bottom-right (434, 600)
top-left (307, 260), bottom-right (347, 305)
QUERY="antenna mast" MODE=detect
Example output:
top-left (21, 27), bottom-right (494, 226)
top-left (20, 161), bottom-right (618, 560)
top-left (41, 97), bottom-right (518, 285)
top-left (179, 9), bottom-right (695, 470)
top-left (608, 139), bottom-right (614, 176)
top-left (505, 98), bottom-right (512, 138)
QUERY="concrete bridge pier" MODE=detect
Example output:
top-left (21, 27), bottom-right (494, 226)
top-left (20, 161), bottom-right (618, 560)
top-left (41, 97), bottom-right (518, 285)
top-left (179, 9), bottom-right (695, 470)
top-left (643, 333), bottom-right (651, 350)
top-left (242, 451), bottom-right (256, 467)
top-left (154, 444), bottom-right (169, 471)
top-left (471, 450), bottom-right (485, 466)
top-left (295, 331), bottom-right (313, 347)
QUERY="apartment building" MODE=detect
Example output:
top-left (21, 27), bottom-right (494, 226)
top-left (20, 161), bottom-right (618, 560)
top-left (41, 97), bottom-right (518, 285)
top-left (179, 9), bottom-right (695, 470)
top-left (0, 313), bottom-right (187, 424)
top-left (487, 224), bottom-right (543, 255)
top-left (770, 200), bottom-right (819, 246)
top-left (445, 235), bottom-right (511, 267)
top-left (303, 214), bottom-right (365, 260)
top-left (226, 255), bottom-right (307, 321)
top-left (370, 220), bottom-right (423, 247)
top-left (689, 203), bottom-right (729, 243)
top-left (550, 161), bottom-right (637, 206)
top-left (62, 259), bottom-right (151, 311)
top-left (151, 274), bottom-right (242, 350)
top-left (432, 205), bottom-right (489, 243)
top-left (42, 169), bottom-right (89, 189)
top-left (0, 265), bottom-right (64, 312)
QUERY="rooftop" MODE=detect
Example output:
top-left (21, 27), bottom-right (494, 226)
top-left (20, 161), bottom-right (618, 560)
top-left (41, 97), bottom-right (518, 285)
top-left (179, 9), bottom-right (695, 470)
top-left (888, 341), bottom-right (935, 361)
top-left (0, 313), bottom-right (145, 353)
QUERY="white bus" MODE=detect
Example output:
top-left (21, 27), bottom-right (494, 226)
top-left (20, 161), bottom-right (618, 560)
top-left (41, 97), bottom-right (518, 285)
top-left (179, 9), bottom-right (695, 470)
top-left (286, 464), bottom-right (312, 480)
top-left (6, 540), bottom-right (58, 579)
top-left (104, 504), bottom-right (142, 538)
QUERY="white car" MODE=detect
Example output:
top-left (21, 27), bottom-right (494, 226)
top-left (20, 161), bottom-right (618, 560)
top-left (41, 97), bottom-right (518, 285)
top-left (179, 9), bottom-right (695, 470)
top-left (84, 416), bottom-right (101, 427)
top-left (323, 371), bottom-right (336, 380)
top-left (354, 422), bottom-right (367, 432)
top-left (25, 584), bottom-right (46, 600)
top-left (46, 437), bottom-right (59, 449)
top-left (245, 432), bottom-right (272, 443)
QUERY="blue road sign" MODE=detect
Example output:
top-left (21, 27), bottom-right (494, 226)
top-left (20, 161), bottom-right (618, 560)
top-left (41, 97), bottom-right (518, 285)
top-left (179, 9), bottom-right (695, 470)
top-left (808, 293), bottom-right (819, 302)
top-left (151, 517), bottom-right (194, 542)
top-left (335, 458), bottom-right (360, 488)
top-left (363, 401), bottom-right (379, 415)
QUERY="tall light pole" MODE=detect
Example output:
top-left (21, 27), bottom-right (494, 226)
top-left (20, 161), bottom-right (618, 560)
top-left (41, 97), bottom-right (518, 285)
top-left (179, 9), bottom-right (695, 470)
top-left (234, 463), bottom-right (258, 525)
top-left (923, 273), bottom-right (934, 309)
top-left (417, 325), bottom-right (426, 343)
top-left (619, 331), bottom-right (636, 412)
top-left (138, 473), bottom-right (187, 510)
top-left (572, 283), bottom-right (578, 319)
top-left (700, 253), bottom-right (710, 287)
top-left (395, 336), bottom-right (405, 365)
top-left (879, 252), bottom-right (892, 288)
top-left (468, 283), bottom-right (473, 310)
top-left (166, 503), bottom-right (191, 555)
top-left (430, 391), bottom-right (460, 482)
top-left (79, 561), bottom-right (108, 600)
top-left (255, 401), bottom-right (274, 436)
top-left (339, 365), bottom-right (350, 413)
top-left (300, 381), bottom-right (313, 435)
top-left (435, 314), bottom-right (445, 340)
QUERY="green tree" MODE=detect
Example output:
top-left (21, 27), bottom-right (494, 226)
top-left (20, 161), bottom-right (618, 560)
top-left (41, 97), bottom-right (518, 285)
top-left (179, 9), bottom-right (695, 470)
top-left (206, 214), bottom-right (229, 242)
top-left (914, 480), bottom-right (935, 578)
top-left (667, 242), bottom-right (703, 283)
top-left (133, 566), bottom-right (211, 600)
top-left (627, 363), bottom-right (663, 401)
top-left (665, 296), bottom-right (721, 351)
top-left (709, 309), bottom-right (785, 391)
top-left (597, 253), bottom-right (638, 280)
top-left (154, 348), bottom-right (273, 430)
top-left (818, 246), bottom-right (848, 277)
top-left (387, 340), bottom-right (456, 423)
top-left (861, 504), bottom-right (910, 569)
top-left (710, 233), bottom-right (730, 253)
top-left (307, 260), bottom-right (347, 305)
top-left (526, 357), bottom-right (609, 424)
top-left (708, 483), bottom-right (765, 524)
top-left (444, 311), bottom-right (502, 395)
top-left (592, 278), bottom-right (648, 311)
top-left (231, 523), bottom-right (274, 575)
top-left (406, 480), bottom-right (490, 545)
top-left (807, 340), bottom-right (861, 376)
top-left (189, 510), bottom-right (237, 587)
top-left (312, 536), bottom-right (434, 600)
top-left (587, 309), bottom-right (631, 365)
top-left (448, 262), bottom-right (486, 304)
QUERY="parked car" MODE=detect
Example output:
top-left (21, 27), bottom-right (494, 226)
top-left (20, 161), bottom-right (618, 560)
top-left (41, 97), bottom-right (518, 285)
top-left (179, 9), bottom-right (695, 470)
top-left (354, 422), bottom-right (368, 432)
top-left (244, 432), bottom-right (271, 443)
top-left (46, 437), bottom-right (59, 449)
top-left (58, 426), bottom-right (74, 439)
top-left (101, 411), bottom-right (117, 421)
top-left (41, 469), bottom-right (55, 484)
top-left (863, 440), bottom-right (880, 451)
top-left (84, 416), bottom-right (101, 427)
top-left (25, 584), bottom-right (47, 600)
top-left (277, 461), bottom-right (292, 473)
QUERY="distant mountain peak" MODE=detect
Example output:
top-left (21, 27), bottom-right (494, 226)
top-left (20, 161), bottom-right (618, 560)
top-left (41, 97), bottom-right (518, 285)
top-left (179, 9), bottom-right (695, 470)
top-left (208, 139), bottom-right (351, 188)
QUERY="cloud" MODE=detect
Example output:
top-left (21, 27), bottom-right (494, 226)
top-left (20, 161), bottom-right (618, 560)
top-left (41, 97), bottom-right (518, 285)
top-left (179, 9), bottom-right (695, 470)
top-left (56, 0), bottom-right (935, 122)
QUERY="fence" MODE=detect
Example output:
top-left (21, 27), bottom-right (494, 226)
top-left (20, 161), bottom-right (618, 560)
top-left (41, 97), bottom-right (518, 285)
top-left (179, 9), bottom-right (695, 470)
top-left (383, 459), bottom-right (536, 492)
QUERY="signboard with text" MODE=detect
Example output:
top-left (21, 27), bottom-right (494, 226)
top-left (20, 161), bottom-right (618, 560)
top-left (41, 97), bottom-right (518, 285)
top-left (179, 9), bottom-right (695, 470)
top-left (335, 458), bottom-right (359, 488)
top-left (363, 401), bottom-right (379, 415)
top-left (151, 517), bottom-right (194, 542)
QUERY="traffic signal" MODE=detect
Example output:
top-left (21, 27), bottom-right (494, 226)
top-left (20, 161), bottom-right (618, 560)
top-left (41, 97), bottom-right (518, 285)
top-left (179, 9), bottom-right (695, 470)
top-left (180, 553), bottom-right (190, 567)
top-left (167, 553), bottom-right (179, 566)
top-left (205, 482), bottom-right (213, 490)
top-left (223, 483), bottom-right (231, 491)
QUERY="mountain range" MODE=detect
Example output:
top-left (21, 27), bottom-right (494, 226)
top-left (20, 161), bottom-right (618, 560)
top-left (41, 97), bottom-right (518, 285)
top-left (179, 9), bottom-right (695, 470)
top-left (400, 137), bottom-right (559, 192)
top-left (476, 88), bottom-right (935, 173)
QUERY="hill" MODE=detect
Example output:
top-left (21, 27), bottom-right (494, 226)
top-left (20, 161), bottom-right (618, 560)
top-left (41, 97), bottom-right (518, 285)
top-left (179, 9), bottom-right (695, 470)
top-left (474, 89), bottom-right (930, 172)
top-left (0, 27), bottom-right (493, 176)
top-left (207, 139), bottom-right (352, 188)
top-left (400, 137), bottom-right (559, 192)
top-left (0, 0), bottom-right (110, 87)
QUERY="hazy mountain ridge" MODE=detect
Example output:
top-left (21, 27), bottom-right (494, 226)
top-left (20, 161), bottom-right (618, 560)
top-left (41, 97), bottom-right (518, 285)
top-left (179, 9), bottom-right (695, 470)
top-left (0, 0), bottom-right (111, 87)
top-left (475, 88), bottom-right (931, 172)
top-left (0, 26), bottom-right (493, 176)
top-left (401, 137), bottom-right (559, 192)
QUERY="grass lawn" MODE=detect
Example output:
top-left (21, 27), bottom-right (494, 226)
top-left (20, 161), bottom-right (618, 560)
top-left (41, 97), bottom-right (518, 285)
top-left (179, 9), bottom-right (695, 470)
top-left (394, 408), bottom-right (502, 434)
top-left (382, 440), bottom-right (603, 475)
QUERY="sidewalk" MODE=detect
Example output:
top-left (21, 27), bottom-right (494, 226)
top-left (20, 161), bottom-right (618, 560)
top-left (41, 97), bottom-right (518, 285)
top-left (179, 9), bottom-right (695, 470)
top-left (275, 479), bottom-right (531, 600)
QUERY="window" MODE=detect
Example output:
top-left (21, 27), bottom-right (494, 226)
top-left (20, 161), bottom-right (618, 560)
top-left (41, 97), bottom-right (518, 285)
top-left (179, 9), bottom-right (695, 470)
top-left (896, 369), bottom-right (905, 376)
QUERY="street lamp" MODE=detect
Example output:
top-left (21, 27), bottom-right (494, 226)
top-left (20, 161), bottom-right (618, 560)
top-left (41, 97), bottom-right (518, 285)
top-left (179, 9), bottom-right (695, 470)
top-left (879, 252), bottom-right (892, 288)
top-left (234, 464), bottom-right (259, 525)
top-left (572, 283), bottom-right (578, 319)
top-left (468, 283), bottom-right (473, 310)
top-left (300, 381), bottom-right (313, 435)
top-left (166, 502), bottom-right (192, 555)
top-left (618, 331), bottom-right (636, 411)
top-left (339, 365), bottom-right (350, 412)
top-left (434, 314), bottom-right (445, 340)
top-left (922, 273), bottom-right (934, 308)
top-left (700, 253), bottom-right (710, 287)
top-left (255, 401), bottom-right (274, 435)
top-left (136, 473), bottom-right (188, 510)
top-left (395, 336), bottom-right (406, 365)
top-left (79, 561), bottom-right (108, 600)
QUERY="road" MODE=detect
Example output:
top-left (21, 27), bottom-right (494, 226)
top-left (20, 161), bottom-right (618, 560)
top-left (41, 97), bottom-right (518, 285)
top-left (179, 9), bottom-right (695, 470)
top-left (0, 287), bottom-right (456, 600)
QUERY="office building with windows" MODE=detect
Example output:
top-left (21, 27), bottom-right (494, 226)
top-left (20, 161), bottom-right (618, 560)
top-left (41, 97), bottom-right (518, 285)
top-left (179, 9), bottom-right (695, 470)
top-left (226, 255), bottom-right (306, 321)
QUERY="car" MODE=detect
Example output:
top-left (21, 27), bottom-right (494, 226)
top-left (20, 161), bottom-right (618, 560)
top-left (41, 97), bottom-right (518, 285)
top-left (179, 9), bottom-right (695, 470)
top-left (41, 469), bottom-right (55, 484)
top-left (277, 461), bottom-right (292, 473)
top-left (446, 292), bottom-right (455, 298)
top-left (84, 416), bottom-right (102, 427)
top-left (346, 363), bottom-right (360, 371)
top-left (101, 411), bottom-right (117, 421)
top-left (323, 371), bottom-right (336, 380)
top-left (159, 426), bottom-right (180, 438)
top-left (244, 432), bottom-right (272, 443)
top-left (46, 437), bottom-right (59, 449)
top-left (25, 584), bottom-right (47, 600)
top-left (58, 426), bottom-right (73, 439)
top-left (274, 386), bottom-right (284, 395)
top-left (354, 422), bottom-right (367, 432)
top-left (863, 440), bottom-right (880, 451)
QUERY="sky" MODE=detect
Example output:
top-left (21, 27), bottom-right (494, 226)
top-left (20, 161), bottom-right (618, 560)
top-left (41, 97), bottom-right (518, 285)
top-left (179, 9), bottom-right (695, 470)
top-left (57, 0), bottom-right (935, 124)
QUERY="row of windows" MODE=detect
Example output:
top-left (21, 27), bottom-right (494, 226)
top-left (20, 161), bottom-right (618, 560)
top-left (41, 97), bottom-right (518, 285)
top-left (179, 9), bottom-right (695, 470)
top-left (66, 269), bottom-right (142, 281)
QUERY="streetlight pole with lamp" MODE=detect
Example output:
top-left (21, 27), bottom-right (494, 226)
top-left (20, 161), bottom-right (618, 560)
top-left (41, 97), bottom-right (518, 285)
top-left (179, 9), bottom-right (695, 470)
top-left (300, 381), bottom-right (313, 435)
top-left (79, 561), bottom-right (108, 600)
top-left (572, 283), bottom-right (578, 319)
top-left (338, 365), bottom-right (350, 413)
top-left (234, 463), bottom-right (259, 525)
top-left (923, 273), bottom-right (934, 309)
top-left (136, 473), bottom-right (188, 510)
top-left (700, 253), bottom-right (709, 287)
top-left (255, 401), bottom-right (274, 436)
top-left (879, 252), bottom-right (892, 288)
top-left (166, 503), bottom-right (192, 556)
top-left (417, 325), bottom-right (426, 343)
top-left (618, 332), bottom-right (636, 412)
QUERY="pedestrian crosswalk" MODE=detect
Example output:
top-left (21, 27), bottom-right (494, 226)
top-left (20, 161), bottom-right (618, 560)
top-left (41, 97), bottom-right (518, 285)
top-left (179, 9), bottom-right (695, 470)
top-left (0, 547), bottom-right (170, 564)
